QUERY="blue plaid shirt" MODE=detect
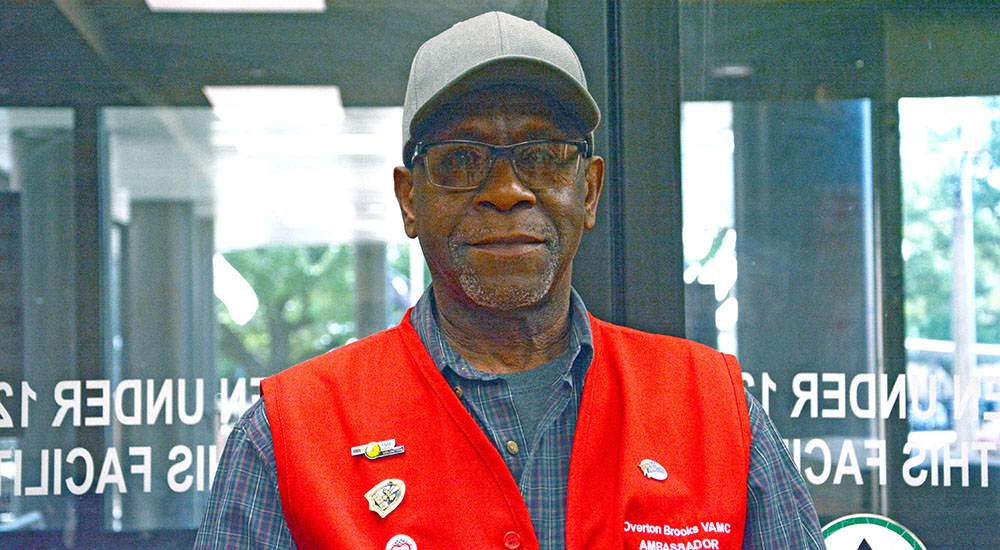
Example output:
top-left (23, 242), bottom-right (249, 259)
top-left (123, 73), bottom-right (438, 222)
top-left (195, 289), bottom-right (824, 549)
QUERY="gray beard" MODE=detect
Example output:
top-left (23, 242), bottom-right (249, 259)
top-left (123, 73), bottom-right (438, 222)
top-left (455, 256), bottom-right (558, 310)
top-left (446, 224), bottom-right (560, 310)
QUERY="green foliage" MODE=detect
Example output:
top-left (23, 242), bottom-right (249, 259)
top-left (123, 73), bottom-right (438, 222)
top-left (902, 168), bottom-right (955, 341)
top-left (977, 105), bottom-right (1000, 342)
top-left (903, 97), bottom-right (1000, 344)
top-left (216, 245), bottom-right (357, 379)
top-left (215, 242), bottom-right (417, 379)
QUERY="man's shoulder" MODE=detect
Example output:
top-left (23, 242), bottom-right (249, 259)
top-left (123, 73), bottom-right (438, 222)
top-left (230, 397), bottom-right (275, 457)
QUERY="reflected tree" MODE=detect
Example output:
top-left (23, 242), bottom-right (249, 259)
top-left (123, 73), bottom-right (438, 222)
top-left (903, 97), bottom-right (1000, 345)
top-left (217, 245), bottom-right (356, 379)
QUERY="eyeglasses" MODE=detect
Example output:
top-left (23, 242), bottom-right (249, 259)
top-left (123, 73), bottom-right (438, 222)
top-left (411, 139), bottom-right (590, 191)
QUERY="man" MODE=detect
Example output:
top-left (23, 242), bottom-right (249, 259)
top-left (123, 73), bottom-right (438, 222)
top-left (196, 11), bottom-right (824, 550)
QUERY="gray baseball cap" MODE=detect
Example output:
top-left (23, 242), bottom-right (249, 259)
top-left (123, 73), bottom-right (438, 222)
top-left (401, 11), bottom-right (600, 164)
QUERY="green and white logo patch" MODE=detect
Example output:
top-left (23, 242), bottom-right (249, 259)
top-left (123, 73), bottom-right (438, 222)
top-left (822, 514), bottom-right (926, 550)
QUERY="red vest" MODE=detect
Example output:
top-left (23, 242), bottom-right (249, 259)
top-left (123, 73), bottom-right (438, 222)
top-left (262, 311), bottom-right (750, 550)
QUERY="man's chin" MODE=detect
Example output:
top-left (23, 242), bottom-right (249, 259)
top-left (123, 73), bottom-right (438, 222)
top-left (457, 273), bottom-right (554, 312)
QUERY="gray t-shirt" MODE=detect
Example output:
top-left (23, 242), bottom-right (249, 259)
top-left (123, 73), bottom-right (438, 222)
top-left (494, 350), bottom-right (571, 451)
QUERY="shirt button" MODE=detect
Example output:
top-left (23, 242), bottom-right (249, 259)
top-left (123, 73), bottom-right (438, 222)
top-left (505, 440), bottom-right (519, 455)
top-left (504, 531), bottom-right (522, 549)
top-left (454, 386), bottom-right (463, 398)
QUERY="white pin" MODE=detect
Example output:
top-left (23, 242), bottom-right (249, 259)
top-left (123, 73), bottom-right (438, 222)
top-left (639, 458), bottom-right (668, 481)
top-left (351, 438), bottom-right (405, 460)
top-left (365, 478), bottom-right (406, 518)
top-left (385, 534), bottom-right (417, 550)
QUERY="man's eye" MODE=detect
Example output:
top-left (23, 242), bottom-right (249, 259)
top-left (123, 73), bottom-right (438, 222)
top-left (516, 146), bottom-right (558, 169)
top-left (441, 146), bottom-right (485, 169)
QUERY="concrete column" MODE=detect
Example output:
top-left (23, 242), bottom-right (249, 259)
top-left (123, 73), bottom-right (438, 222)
top-left (11, 127), bottom-right (76, 528)
top-left (354, 241), bottom-right (387, 339)
top-left (118, 200), bottom-right (214, 529)
top-left (0, 192), bottom-right (23, 411)
top-left (733, 100), bottom-right (875, 441)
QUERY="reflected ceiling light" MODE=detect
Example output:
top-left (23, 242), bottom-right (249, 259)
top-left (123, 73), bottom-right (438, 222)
top-left (146, 0), bottom-right (325, 12)
top-left (712, 65), bottom-right (754, 79)
top-left (204, 85), bottom-right (344, 126)
top-left (223, 132), bottom-right (400, 157)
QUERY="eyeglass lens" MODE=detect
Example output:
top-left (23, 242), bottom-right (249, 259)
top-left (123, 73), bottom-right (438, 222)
top-left (424, 142), bottom-right (583, 190)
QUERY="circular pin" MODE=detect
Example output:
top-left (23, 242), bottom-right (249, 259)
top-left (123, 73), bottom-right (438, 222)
top-left (365, 443), bottom-right (382, 459)
top-left (385, 534), bottom-right (417, 550)
top-left (639, 458), bottom-right (668, 481)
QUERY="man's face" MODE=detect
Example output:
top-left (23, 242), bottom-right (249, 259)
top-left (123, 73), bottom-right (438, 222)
top-left (394, 86), bottom-right (603, 312)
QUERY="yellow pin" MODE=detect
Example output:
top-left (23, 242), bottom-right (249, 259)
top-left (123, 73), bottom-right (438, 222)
top-left (351, 438), bottom-right (404, 460)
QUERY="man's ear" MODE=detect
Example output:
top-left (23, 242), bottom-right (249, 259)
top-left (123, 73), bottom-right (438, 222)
top-left (394, 165), bottom-right (419, 238)
top-left (583, 156), bottom-right (604, 230)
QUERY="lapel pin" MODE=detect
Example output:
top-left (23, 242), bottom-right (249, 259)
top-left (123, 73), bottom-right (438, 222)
top-left (366, 478), bottom-right (406, 518)
top-left (385, 533), bottom-right (417, 550)
top-left (639, 458), bottom-right (668, 481)
top-left (351, 438), bottom-right (405, 460)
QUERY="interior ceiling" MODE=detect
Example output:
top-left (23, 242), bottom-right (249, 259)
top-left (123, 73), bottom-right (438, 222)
top-left (0, 0), bottom-right (547, 107)
top-left (2, 0), bottom-right (1000, 109)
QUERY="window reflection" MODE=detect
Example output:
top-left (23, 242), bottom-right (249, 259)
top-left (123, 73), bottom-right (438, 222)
top-left (900, 96), bottom-right (1000, 454)
top-left (101, 102), bottom-right (420, 530)
top-left (681, 102), bottom-right (737, 354)
top-left (0, 108), bottom-right (75, 531)
top-left (682, 98), bottom-right (878, 520)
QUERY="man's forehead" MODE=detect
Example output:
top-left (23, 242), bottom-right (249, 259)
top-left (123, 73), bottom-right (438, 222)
top-left (418, 85), bottom-right (584, 141)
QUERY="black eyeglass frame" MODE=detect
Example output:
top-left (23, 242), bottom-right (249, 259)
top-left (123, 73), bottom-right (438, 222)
top-left (409, 138), bottom-right (592, 191)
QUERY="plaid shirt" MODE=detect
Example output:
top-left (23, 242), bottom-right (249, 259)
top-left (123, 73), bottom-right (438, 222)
top-left (195, 289), bottom-right (824, 550)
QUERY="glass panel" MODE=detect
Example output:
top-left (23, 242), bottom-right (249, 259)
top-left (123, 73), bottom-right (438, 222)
top-left (682, 98), bottom-right (879, 523)
top-left (899, 96), bottom-right (1000, 542)
top-left (0, 108), bottom-right (75, 531)
top-left (96, 100), bottom-right (420, 531)
top-left (681, 102), bottom-right (736, 354)
top-left (681, 2), bottom-right (1000, 547)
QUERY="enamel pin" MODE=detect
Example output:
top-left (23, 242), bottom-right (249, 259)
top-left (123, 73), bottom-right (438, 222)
top-left (365, 478), bottom-right (406, 518)
top-left (639, 458), bottom-right (668, 481)
top-left (385, 533), bottom-right (417, 550)
top-left (351, 438), bottom-right (405, 460)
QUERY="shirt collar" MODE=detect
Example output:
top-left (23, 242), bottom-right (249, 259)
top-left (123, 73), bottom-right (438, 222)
top-left (410, 286), bottom-right (594, 382)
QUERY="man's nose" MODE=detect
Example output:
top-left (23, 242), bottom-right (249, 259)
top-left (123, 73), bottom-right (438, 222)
top-left (473, 157), bottom-right (536, 212)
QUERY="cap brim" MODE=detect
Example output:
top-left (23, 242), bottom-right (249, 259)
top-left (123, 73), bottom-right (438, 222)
top-left (408, 56), bottom-right (600, 145)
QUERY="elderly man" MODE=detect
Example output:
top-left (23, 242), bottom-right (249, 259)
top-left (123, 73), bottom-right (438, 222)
top-left (196, 11), bottom-right (823, 550)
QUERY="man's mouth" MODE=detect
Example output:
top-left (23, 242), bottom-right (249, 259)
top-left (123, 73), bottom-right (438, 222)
top-left (467, 234), bottom-right (546, 256)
